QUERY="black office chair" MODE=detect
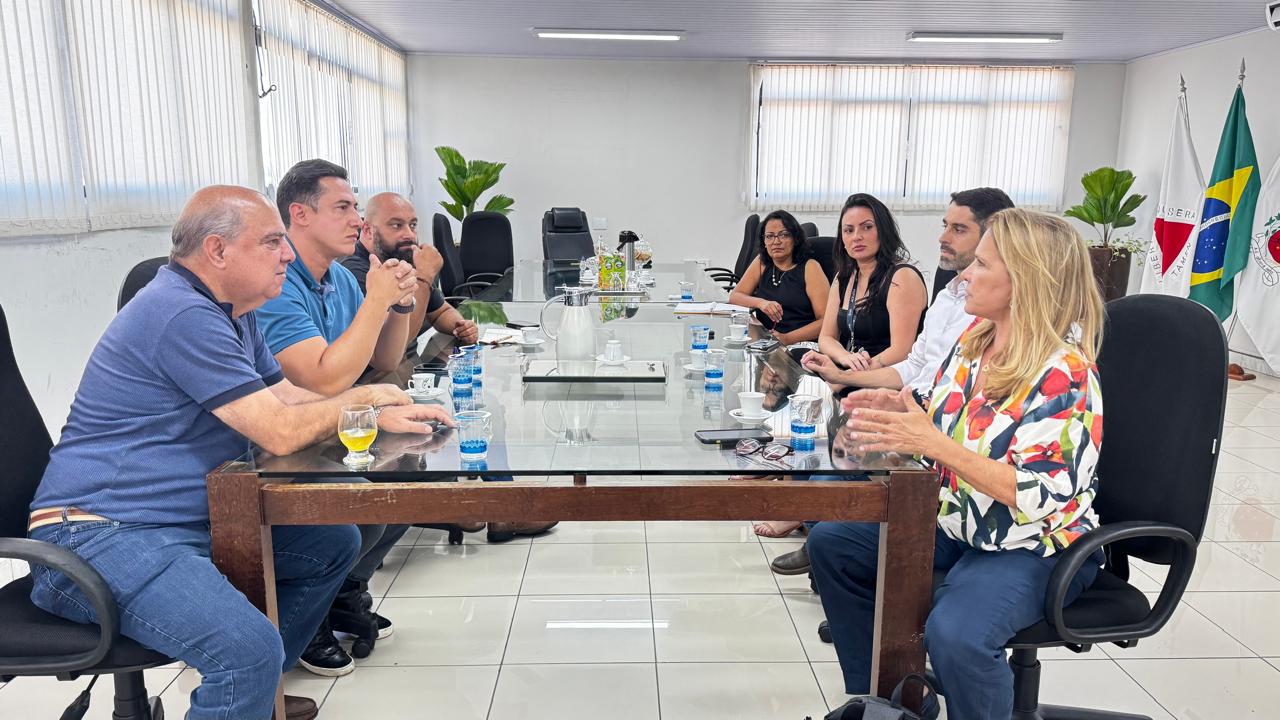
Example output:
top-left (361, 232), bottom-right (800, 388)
top-left (931, 268), bottom-right (958, 304)
top-left (460, 211), bottom-right (515, 281)
top-left (0, 304), bottom-right (171, 719)
top-left (996, 294), bottom-right (1223, 720)
top-left (815, 295), bottom-right (1222, 719)
top-left (541, 207), bottom-right (594, 262)
top-left (117, 257), bottom-right (168, 311)
top-left (432, 213), bottom-right (499, 303)
top-left (808, 236), bottom-right (837, 282)
top-left (706, 214), bottom-right (760, 289)
top-left (800, 221), bottom-right (819, 238)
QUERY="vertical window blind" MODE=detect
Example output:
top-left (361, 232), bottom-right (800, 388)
top-left (749, 64), bottom-right (1075, 212)
top-left (0, 0), bottom-right (251, 237)
top-left (255, 0), bottom-right (410, 199)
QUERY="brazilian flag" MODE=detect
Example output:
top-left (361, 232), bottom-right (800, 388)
top-left (1189, 86), bottom-right (1260, 321)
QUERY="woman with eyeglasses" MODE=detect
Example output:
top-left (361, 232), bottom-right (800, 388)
top-left (728, 209), bottom-right (830, 344)
top-left (811, 193), bottom-right (927, 373)
top-left (810, 209), bottom-right (1106, 720)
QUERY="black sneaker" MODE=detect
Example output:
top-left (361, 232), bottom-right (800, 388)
top-left (298, 620), bottom-right (354, 677)
top-left (374, 611), bottom-right (393, 639)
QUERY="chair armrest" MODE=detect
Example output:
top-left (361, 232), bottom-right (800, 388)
top-left (1044, 520), bottom-right (1196, 645)
top-left (447, 281), bottom-right (497, 302)
top-left (0, 537), bottom-right (120, 674)
top-left (464, 272), bottom-right (505, 284)
top-left (703, 266), bottom-right (734, 275)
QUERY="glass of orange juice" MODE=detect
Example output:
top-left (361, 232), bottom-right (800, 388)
top-left (339, 404), bottom-right (378, 468)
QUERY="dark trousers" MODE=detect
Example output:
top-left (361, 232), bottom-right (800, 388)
top-left (808, 521), bottom-right (1098, 720)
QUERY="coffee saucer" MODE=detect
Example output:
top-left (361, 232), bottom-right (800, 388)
top-left (729, 408), bottom-right (771, 425)
top-left (518, 337), bottom-right (546, 346)
top-left (408, 387), bottom-right (447, 403)
top-left (596, 354), bottom-right (630, 366)
top-left (682, 363), bottom-right (707, 374)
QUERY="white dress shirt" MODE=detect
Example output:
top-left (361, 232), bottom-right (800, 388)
top-left (890, 275), bottom-right (974, 392)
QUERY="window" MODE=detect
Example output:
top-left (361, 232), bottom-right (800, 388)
top-left (749, 64), bottom-right (1075, 212)
top-left (1, 0), bottom-right (409, 237)
top-left (0, 0), bottom-right (252, 237)
top-left (254, 0), bottom-right (410, 199)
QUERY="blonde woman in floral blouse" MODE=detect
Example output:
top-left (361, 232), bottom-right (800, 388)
top-left (808, 209), bottom-right (1105, 720)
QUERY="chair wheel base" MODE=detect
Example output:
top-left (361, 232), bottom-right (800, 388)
top-left (1014, 705), bottom-right (1150, 720)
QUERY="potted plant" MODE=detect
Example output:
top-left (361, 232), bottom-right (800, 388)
top-left (435, 146), bottom-right (514, 221)
top-left (1064, 167), bottom-right (1147, 301)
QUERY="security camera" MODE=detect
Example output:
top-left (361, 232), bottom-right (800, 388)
top-left (1268, 1), bottom-right (1280, 31)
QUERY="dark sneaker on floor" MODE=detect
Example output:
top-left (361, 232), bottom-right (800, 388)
top-left (487, 521), bottom-right (559, 543)
top-left (374, 611), bottom-right (393, 639)
top-left (769, 545), bottom-right (810, 575)
top-left (298, 621), bottom-right (354, 677)
top-left (285, 695), bottom-right (319, 720)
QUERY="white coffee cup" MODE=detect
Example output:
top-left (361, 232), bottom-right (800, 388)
top-left (729, 322), bottom-right (748, 341)
top-left (408, 372), bottom-right (437, 393)
top-left (522, 326), bottom-right (541, 343)
top-left (604, 339), bottom-right (624, 362)
top-left (738, 391), bottom-right (765, 417)
top-left (690, 349), bottom-right (706, 369)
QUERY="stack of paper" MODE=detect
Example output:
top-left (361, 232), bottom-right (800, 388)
top-left (672, 302), bottom-right (754, 316)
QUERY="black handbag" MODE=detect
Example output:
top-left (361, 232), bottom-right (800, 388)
top-left (813, 673), bottom-right (941, 720)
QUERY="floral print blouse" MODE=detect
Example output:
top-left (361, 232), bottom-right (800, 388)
top-left (927, 323), bottom-right (1103, 556)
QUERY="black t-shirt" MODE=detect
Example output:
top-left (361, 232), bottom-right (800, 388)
top-left (340, 242), bottom-right (447, 323)
top-left (751, 258), bottom-right (820, 334)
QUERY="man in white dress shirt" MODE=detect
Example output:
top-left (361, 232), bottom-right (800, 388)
top-left (774, 188), bottom-right (1015, 577)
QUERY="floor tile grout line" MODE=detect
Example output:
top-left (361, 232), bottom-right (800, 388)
top-left (761, 536), bottom-right (834, 712)
top-left (1097, 656), bottom-right (1180, 720)
top-left (1212, 540), bottom-right (1280, 584)
top-left (484, 532), bottom-right (534, 720)
top-left (643, 517), bottom-right (664, 720)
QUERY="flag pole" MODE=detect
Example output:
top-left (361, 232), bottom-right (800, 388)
top-left (1226, 57), bottom-right (1257, 382)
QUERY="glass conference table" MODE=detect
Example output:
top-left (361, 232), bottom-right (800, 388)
top-left (206, 288), bottom-right (937, 716)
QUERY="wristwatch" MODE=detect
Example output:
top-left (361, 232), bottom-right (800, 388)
top-left (390, 300), bottom-right (415, 314)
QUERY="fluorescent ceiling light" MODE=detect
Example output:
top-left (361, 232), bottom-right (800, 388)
top-left (534, 28), bottom-right (683, 42)
top-left (907, 31), bottom-right (1063, 44)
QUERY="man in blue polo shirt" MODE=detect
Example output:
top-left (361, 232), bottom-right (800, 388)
top-left (28, 185), bottom-right (453, 720)
top-left (256, 159), bottom-right (420, 676)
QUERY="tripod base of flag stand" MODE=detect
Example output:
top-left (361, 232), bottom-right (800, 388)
top-left (1228, 363), bottom-right (1256, 382)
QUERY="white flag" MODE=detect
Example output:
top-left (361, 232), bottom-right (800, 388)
top-left (1236, 159), bottom-right (1280, 372)
top-left (1140, 93), bottom-right (1205, 297)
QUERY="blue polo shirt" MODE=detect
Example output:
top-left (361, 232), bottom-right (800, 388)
top-left (32, 264), bottom-right (284, 524)
top-left (256, 241), bottom-right (365, 352)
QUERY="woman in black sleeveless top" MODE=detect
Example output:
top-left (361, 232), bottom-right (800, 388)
top-left (807, 193), bottom-right (927, 372)
top-left (728, 210), bottom-right (831, 344)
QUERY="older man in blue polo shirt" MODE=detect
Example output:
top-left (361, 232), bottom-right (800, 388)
top-left (28, 185), bottom-right (452, 720)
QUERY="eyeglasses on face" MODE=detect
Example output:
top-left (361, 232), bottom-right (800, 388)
top-left (763, 231), bottom-right (792, 243)
top-left (734, 438), bottom-right (793, 461)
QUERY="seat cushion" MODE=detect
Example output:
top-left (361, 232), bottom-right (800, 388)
top-left (929, 567), bottom-right (1150, 648)
top-left (0, 575), bottom-right (171, 672)
top-left (1008, 569), bottom-right (1151, 647)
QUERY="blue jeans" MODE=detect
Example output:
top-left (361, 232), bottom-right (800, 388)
top-left (30, 519), bottom-right (360, 720)
top-left (808, 521), bottom-right (1098, 720)
top-left (305, 476), bottom-right (408, 583)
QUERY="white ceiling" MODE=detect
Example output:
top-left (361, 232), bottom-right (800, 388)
top-left (331, 0), bottom-right (1268, 63)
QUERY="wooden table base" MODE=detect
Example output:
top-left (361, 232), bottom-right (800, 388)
top-left (207, 466), bottom-right (937, 718)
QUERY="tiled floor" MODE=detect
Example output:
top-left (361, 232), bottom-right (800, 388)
top-left (6, 377), bottom-right (1280, 718)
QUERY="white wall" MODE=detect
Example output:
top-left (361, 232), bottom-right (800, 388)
top-left (0, 229), bottom-right (173, 434)
top-left (408, 57), bottom-right (1126, 286)
top-left (409, 57), bottom-right (750, 268)
top-left (1116, 28), bottom-right (1280, 372)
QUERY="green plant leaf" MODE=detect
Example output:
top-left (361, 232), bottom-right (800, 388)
top-left (1112, 170), bottom-right (1137, 199)
top-left (440, 200), bottom-right (464, 222)
top-left (1113, 215), bottom-right (1137, 229)
top-left (439, 175), bottom-right (466, 204)
top-left (1080, 167), bottom-right (1115, 200)
top-left (435, 146), bottom-right (466, 178)
top-left (462, 173), bottom-right (491, 202)
top-left (1118, 193), bottom-right (1147, 216)
top-left (484, 194), bottom-right (515, 214)
top-left (1063, 205), bottom-right (1093, 225)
